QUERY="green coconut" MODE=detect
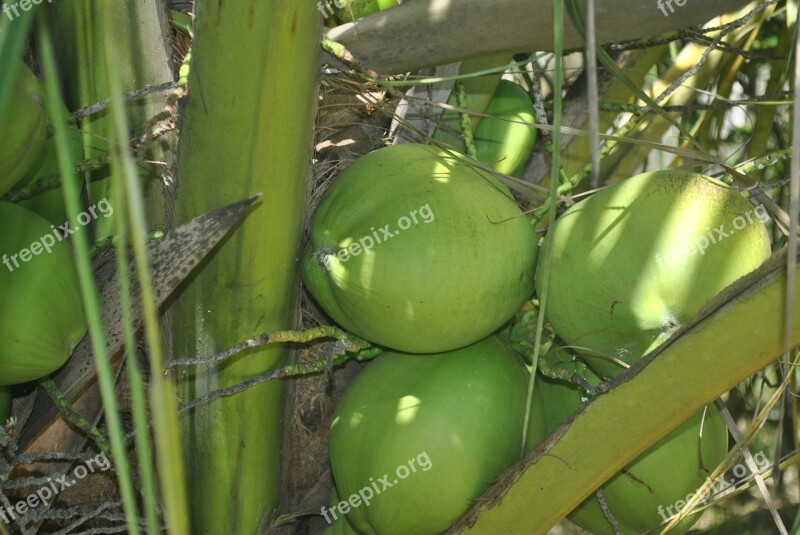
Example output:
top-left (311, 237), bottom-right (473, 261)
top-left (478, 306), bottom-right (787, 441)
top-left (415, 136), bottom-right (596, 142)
top-left (569, 407), bottom-right (728, 535)
top-left (10, 97), bottom-right (86, 225)
top-left (474, 80), bottom-right (537, 177)
top-left (302, 143), bottom-right (537, 353)
top-left (536, 346), bottom-right (728, 535)
top-left (0, 61), bottom-right (48, 197)
top-left (537, 170), bottom-right (772, 377)
top-left (0, 202), bottom-right (86, 385)
top-left (329, 336), bottom-right (545, 535)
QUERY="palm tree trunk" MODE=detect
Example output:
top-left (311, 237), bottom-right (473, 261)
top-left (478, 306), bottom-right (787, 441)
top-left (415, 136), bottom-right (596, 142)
top-left (169, 3), bottom-right (320, 533)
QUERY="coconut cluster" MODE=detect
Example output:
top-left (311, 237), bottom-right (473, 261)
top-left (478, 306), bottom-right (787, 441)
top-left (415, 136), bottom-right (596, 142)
top-left (303, 141), bottom-right (541, 533)
top-left (304, 126), bottom-right (770, 533)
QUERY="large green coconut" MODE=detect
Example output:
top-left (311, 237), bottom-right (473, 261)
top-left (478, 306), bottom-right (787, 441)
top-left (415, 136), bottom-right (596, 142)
top-left (0, 202), bottom-right (86, 384)
top-left (302, 143), bottom-right (537, 353)
top-left (536, 346), bottom-right (728, 535)
top-left (537, 170), bottom-right (772, 377)
top-left (329, 336), bottom-right (545, 535)
top-left (569, 406), bottom-right (728, 535)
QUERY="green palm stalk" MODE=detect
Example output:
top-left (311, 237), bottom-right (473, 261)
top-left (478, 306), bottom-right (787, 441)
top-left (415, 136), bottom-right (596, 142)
top-left (170, 2), bottom-right (320, 533)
